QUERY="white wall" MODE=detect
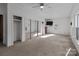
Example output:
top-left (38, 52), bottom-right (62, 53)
top-left (47, 17), bottom-right (70, 35)
top-left (0, 3), bottom-right (7, 45)
top-left (7, 3), bottom-right (72, 47)
top-left (7, 3), bottom-right (26, 47)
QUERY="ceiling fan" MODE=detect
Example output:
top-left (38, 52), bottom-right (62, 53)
top-left (32, 3), bottom-right (51, 11)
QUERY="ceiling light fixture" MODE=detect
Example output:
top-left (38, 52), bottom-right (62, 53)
top-left (40, 6), bottom-right (44, 8)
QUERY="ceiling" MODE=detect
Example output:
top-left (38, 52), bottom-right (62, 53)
top-left (8, 3), bottom-right (76, 19)
top-left (27, 3), bottom-right (75, 19)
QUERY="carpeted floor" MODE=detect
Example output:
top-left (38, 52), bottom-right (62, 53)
top-left (0, 34), bottom-right (77, 56)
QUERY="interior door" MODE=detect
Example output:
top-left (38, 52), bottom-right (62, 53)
top-left (14, 20), bottom-right (22, 42)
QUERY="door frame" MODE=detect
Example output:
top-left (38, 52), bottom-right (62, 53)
top-left (13, 16), bottom-right (22, 43)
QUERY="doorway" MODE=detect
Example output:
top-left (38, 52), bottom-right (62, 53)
top-left (0, 15), bottom-right (3, 45)
top-left (13, 16), bottom-right (22, 43)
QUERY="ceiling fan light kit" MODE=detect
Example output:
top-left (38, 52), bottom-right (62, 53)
top-left (40, 6), bottom-right (44, 8)
top-left (32, 3), bottom-right (51, 11)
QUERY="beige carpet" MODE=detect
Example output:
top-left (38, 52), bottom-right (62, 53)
top-left (0, 34), bottom-right (77, 56)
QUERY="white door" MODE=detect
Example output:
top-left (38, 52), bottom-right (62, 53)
top-left (14, 20), bottom-right (22, 42)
